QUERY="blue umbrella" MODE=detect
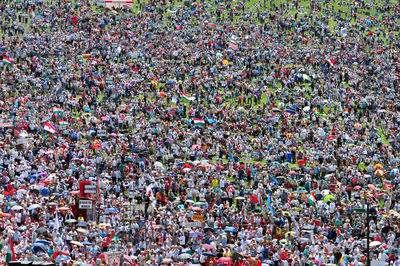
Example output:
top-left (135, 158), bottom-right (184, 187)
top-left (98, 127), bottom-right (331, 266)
top-left (55, 254), bottom-right (71, 263)
top-left (40, 188), bottom-right (50, 197)
top-left (105, 208), bottom-right (117, 214)
top-left (33, 243), bottom-right (48, 252)
top-left (35, 240), bottom-right (50, 245)
top-left (224, 227), bottom-right (237, 233)
top-left (81, 241), bottom-right (93, 246)
top-left (189, 231), bottom-right (203, 238)
top-left (77, 221), bottom-right (88, 227)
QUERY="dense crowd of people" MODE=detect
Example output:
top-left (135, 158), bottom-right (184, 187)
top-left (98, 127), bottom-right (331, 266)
top-left (1, 0), bottom-right (400, 265)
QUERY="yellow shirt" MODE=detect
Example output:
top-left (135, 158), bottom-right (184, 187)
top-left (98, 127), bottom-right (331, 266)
top-left (212, 179), bottom-right (218, 187)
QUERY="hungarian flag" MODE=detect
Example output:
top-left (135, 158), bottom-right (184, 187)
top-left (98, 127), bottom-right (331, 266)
top-left (258, 188), bottom-right (263, 208)
top-left (207, 125), bottom-right (214, 131)
top-left (6, 237), bottom-right (16, 263)
top-left (208, 199), bottom-right (217, 211)
top-left (3, 57), bottom-right (11, 65)
top-left (228, 36), bottom-right (238, 50)
top-left (179, 92), bottom-right (195, 101)
top-left (326, 58), bottom-right (335, 67)
top-left (193, 118), bottom-right (205, 126)
top-left (53, 107), bottom-right (64, 114)
top-left (80, 163), bottom-right (86, 171)
top-left (59, 120), bottom-right (68, 126)
top-left (44, 122), bottom-right (56, 134)
top-left (308, 193), bottom-right (317, 210)
top-left (186, 132), bottom-right (194, 136)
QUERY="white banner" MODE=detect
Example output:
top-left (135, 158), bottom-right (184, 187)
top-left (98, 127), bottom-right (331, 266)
top-left (104, 252), bottom-right (122, 266)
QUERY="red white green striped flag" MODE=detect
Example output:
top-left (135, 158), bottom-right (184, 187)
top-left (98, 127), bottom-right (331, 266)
top-left (5, 236), bottom-right (16, 263)
top-left (53, 107), bottom-right (64, 114)
top-left (179, 92), bottom-right (195, 101)
top-left (44, 122), bottom-right (56, 134)
top-left (80, 163), bottom-right (86, 171)
top-left (326, 58), bottom-right (335, 67)
top-left (308, 193), bottom-right (317, 211)
top-left (207, 125), bottom-right (214, 131)
top-left (3, 57), bottom-right (11, 65)
top-left (186, 132), bottom-right (194, 136)
top-left (228, 36), bottom-right (238, 50)
top-left (193, 118), bottom-right (205, 126)
top-left (59, 120), bottom-right (68, 126)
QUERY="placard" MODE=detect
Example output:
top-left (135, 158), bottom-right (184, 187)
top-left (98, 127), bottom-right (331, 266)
top-left (185, 221), bottom-right (202, 228)
top-left (193, 214), bottom-right (204, 221)
top-left (79, 200), bottom-right (93, 209)
top-left (97, 130), bottom-right (107, 137)
top-left (104, 252), bottom-right (121, 266)
top-left (84, 185), bottom-right (97, 194)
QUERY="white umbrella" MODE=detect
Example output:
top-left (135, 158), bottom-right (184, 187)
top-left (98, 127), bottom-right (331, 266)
top-left (370, 241), bottom-right (382, 247)
top-left (178, 253), bottom-right (192, 259)
top-left (303, 106), bottom-right (310, 112)
top-left (11, 206), bottom-right (24, 211)
top-left (28, 204), bottom-right (42, 210)
top-left (17, 189), bottom-right (28, 194)
top-left (321, 190), bottom-right (330, 196)
top-left (154, 162), bottom-right (164, 169)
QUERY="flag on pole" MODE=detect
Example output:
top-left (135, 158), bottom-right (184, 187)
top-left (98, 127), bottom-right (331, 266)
top-left (266, 193), bottom-right (275, 214)
top-left (80, 163), bottom-right (86, 171)
top-left (2, 57), bottom-right (11, 65)
top-left (208, 199), bottom-right (217, 211)
top-left (179, 92), bottom-right (195, 101)
top-left (186, 132), bottom-right (194, 136)
top-left (308, 193), bottom-right (317, 211)
top-left (228, 36), bottom-right (238, 50)
top-left (207, 125), bottom-right (214, 131)
top-left (193, 118), bottom-right (205, 126)
top-left (59, 120), bottom-right (68, 126)
top-left (326, 58), bottom-right (335, 67)
top-left (54, 209), bottom-right (60, 230)
top-left (5, 236), bottom-right (16, 263)
top-left (258, 188), bottom-right (263, 208)
top-left (44, 122), bottom-right (56, 134)
top-left (53, 107), bottom-right (64, 114)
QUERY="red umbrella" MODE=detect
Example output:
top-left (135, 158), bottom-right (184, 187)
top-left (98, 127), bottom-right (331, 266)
top-left (182, 163), bottom-right (192, 169)
top-left (53, 251), bottom-right (67, 259)
top-left (201, 244), bottom-right (215, 252)
top-left (249, 195), bottom-right (258, 203)
top-left (376, 49), bottom-right (383, 54)
top-left (217, 257), bottom-right (233, 265)
top-left (297, 160), bottom-right (306, 166)
top-left (368, 31), bottom-right (374, 35)
top-left (327, 135), bottom-right (335, 140)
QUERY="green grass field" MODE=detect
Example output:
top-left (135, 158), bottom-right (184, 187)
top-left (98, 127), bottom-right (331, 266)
top-left (1, 0), bottom-right (396, 173)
